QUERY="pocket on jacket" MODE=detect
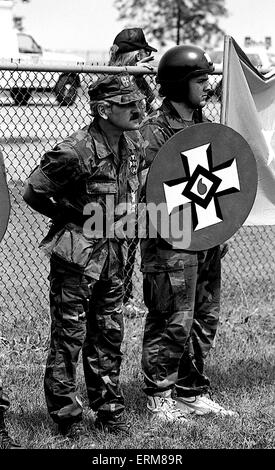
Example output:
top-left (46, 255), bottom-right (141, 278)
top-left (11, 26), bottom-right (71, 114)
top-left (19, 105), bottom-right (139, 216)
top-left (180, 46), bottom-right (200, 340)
top-left (52, 224), bottom-right (97, 269)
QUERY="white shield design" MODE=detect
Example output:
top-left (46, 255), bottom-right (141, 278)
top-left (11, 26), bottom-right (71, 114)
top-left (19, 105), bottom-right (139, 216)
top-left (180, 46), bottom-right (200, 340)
top-left (145, 123), bottom-right (258, 251)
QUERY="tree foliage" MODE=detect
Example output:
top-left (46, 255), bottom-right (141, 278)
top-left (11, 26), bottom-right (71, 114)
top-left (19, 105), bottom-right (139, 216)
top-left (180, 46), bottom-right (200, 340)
top-left (113, 0), bottom-right (228, 48)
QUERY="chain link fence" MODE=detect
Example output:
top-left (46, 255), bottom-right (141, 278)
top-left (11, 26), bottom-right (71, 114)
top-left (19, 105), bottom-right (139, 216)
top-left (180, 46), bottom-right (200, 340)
top-left (0, 63), bottom-right (274, 336)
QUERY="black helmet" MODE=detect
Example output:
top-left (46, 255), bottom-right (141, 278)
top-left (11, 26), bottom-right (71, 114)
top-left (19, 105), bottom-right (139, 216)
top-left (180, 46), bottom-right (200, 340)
top-left (157, 45), bottom-right (214, 86)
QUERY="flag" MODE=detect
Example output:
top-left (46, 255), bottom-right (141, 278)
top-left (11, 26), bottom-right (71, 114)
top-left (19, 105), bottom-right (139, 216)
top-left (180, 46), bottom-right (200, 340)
top-left (221, 36), bottom-right (275, 225)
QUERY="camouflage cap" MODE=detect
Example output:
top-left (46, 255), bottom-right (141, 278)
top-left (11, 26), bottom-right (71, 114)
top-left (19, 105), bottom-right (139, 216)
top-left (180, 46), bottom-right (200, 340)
top-left (88, 74), bottom-right (146, 104)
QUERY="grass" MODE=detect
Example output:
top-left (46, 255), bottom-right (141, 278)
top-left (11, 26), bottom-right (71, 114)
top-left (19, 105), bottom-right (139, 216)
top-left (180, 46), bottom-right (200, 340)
top-left (1, 302), bottom-right (274, 450)
top-left (0, 184), bottom-right (274, 450)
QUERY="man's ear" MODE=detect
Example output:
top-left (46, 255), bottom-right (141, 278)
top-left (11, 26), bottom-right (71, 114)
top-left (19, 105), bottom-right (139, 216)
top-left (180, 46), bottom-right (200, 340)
top-left (98, 102), bottom-right (110, 120)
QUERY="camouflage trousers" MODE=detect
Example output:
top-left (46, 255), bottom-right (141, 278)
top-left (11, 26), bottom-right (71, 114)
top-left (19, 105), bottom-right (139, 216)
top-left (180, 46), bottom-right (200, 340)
top-left (0, 381), bottom-right (9, 413)
top-left (142, 246), bottom-right (221, 397)
top-left (44, 257), bottom-right (125, 425)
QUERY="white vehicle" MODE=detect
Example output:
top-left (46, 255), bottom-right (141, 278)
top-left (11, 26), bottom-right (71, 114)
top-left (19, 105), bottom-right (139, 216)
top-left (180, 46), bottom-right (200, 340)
top-left (0, 0), bottom-right (85, 105)
top-left (209, 46), bottom-right (273, 73)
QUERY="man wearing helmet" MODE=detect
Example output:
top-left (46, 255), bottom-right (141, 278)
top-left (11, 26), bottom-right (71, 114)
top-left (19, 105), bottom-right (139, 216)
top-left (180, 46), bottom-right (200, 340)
top-left (139, 45), bottom-right (235, 422)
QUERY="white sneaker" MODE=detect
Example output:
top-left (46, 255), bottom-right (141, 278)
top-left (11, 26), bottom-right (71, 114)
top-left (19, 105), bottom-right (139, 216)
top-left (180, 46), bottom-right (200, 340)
top-left (147, 394), bottom-right (189, 423)
top-left (175, 395), bottom-right (237, 417)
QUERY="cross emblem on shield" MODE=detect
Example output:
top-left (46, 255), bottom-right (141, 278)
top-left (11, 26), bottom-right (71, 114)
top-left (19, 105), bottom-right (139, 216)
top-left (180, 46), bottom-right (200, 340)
top-left (145, 123), bottom-right (258, 251)
top-left (163, 142), bottom-right (240, 231)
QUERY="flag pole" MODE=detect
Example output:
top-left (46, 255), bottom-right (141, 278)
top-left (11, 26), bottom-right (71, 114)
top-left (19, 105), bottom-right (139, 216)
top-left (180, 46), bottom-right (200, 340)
top-left (220, 35), bottom-right (231, 125)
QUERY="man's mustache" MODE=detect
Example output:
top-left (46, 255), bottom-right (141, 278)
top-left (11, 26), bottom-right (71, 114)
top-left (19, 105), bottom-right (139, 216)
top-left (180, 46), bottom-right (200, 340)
top-left (130, 112), bottom-right (140, 120)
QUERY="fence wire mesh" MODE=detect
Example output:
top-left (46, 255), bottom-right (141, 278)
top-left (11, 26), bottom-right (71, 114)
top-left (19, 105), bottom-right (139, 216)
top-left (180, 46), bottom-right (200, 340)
top-left (0, 64), bottom-right (274, 336)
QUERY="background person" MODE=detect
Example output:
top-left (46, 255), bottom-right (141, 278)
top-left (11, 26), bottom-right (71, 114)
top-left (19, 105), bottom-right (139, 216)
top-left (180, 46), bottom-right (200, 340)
top-left (109, 27), bottom-right (158, 116)
top-left (139, 45), bottom-right (235, 422)
top-left (23, 74), bottom-right (146, 439)
top-left (109, 28), bottom-right (158, 313)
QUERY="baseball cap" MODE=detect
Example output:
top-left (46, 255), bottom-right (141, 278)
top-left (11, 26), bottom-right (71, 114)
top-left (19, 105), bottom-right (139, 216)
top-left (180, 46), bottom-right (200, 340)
top-left (88, 74), bottom-right (146, 104)
top-left (113, 28), bottom-right (157, 54)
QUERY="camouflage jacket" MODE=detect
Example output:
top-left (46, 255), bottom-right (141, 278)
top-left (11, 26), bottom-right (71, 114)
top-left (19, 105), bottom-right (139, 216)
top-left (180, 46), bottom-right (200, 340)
top-left (139, 98), bottom-right (210, 272)
top-left (27, 119), bottom-right (145, 279)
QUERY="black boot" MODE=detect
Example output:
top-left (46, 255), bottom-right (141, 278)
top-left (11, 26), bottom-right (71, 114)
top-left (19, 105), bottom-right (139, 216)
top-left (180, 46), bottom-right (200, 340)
top-left (95, 411), bottom-right (130, 434)
top-left (0, 412), bottom-right (22, 449)
top-left (57, 420), bottom-right (89, 440)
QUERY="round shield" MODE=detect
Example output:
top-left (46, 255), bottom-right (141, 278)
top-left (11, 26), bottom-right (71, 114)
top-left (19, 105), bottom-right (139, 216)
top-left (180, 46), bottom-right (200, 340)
top-left (146, 122), bottom-right (258, 251)
top-left (0, 153), bottom-right (10, 244)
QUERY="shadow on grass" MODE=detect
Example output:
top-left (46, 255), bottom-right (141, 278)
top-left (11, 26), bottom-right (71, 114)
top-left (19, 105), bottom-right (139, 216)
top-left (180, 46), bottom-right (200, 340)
top-left (78, 377), bottom-right (148, 419)
top-left (123, 378), bottom-right (147, 415)
top-left (208, 357), bottom-right (274, 391)
top-left (8, 407), bottom-right (52, 432)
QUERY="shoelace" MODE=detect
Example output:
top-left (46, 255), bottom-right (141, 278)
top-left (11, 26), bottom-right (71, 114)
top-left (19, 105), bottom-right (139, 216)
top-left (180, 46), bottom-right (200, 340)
top-left (161, 398), bottom-right (187, 418)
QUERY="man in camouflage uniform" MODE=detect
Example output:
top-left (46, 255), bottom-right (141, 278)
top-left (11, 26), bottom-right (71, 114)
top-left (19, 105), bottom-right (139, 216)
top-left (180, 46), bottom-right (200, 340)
top-left (140, 45), bottom-right (235, 422)
top-left (23, 74), bottom-right (145, 438)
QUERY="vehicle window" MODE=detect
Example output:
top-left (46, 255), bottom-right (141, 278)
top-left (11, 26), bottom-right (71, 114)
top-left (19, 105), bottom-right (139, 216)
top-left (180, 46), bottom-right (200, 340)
top-left (18, 33), bottom-right (41, 54)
